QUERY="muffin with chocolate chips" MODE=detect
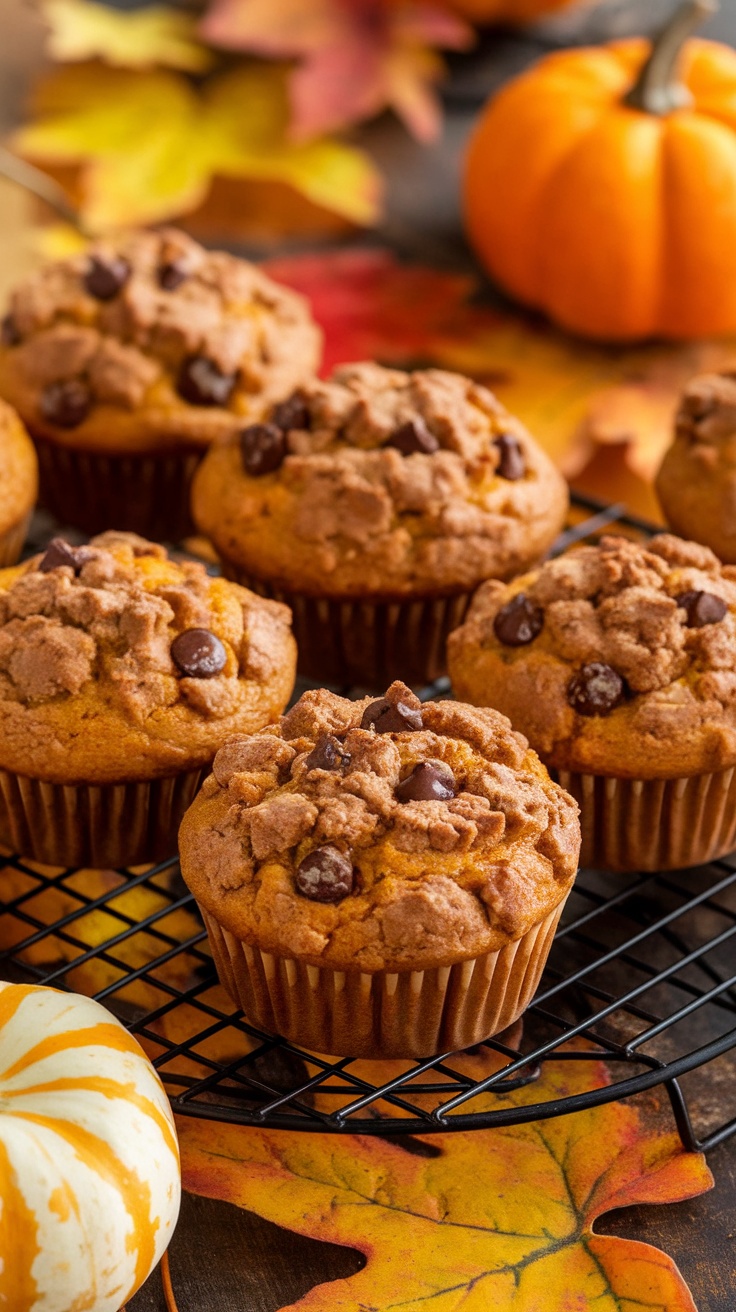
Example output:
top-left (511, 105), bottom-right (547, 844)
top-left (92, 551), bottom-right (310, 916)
top-left (656, 370), bottom-right (736, 562)
top-left (178, 680), bottom-right (580, 1058)
top-left (448, 533), bottom-right (736, 871)
top-left (0, 531), bottom-right (296, 866)
top-left (191, 361), bottom-right (569, 686)
top-left (0, 228), bottom-right (321, 540)
top-left (0, 400), bottom-right (37, 565)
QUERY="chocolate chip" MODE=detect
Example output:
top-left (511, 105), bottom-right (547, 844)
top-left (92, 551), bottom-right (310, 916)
top-left (177, 355), bottom-right (237, 407)
top-left (304, 735), bottom-right (351, 772)
top-left (295, 846), bottom-right (354, 903)
top-left (1, 314), bottom-right (20, 347)
top-left (493, 593), bottom-right (544, 646)
top-left (396, 761), bottom-right (456, 802)
top-left (387, 418), bottom-right (440, 456)
top-left (361, 698), bottom-right (423, 733)
top-left (271, 392), bottom-right (310, 432)
top-left (567, 663), bottom-right (626, 717)
top-left (675, 590), bottom-right (728, 628)
top-left (240, 423), bottom-right (286, 476)
top-left (38, 538), bottom-right (91, 574)
top-left (84, 254), bottom-right (131, 300)
top-left (158, 260), bottom-right (188, 291)
top-left (494, 433), bottom-right (525, 480)
top-left (39, 378), bottom-right (92, 428)
top-left (171, 628), bottom-right (227, 678)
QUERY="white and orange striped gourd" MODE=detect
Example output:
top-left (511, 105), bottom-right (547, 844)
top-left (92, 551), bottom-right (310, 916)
top-left (0, 982), bottom-right (181, 1311)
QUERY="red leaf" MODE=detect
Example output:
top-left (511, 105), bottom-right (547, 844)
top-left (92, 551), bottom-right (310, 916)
top-left (199, 0), bottom-right (472, 139)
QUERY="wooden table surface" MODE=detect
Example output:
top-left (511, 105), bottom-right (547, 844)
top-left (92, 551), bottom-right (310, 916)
top-left (1, 2), bottom-right (735, 1308)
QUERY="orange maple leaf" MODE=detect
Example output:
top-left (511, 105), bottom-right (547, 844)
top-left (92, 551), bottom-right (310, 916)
top-left (199, 0), bottom-right (473, 140)
top-left (178, 1051), bottom-right (712, 1312)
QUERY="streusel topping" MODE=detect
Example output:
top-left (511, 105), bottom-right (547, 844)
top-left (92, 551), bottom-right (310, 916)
top-left (179, 681), bottom-right (580, 970)
top-left (192, 362), bottom-right (569, 594)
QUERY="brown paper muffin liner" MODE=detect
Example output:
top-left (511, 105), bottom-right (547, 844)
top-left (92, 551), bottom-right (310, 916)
top-left (0, 511), bottom-right (31, 567)
top-left (200, 898), bottom-right (568, 1058)
top-left (32, 433), bottom-right (202, 541)
top-left (555, 767), bottom-right (736, 872)
top-left (0, 767), bottom-right (205, 869)
top-left (220, 562), bottom-right (473, 688)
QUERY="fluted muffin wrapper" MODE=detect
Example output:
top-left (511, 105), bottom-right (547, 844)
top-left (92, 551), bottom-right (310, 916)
top-left (556, 767), bottom-right (736, 872)
top-left (220, 562), bottom-right (474, 689)
top-left (0, 767), bottom-right (206, 869)
top-left (199, 898), bottom-right (568, 1059)
top-left (0, 511), bottom-right (31, 567)
top-left (32, 432), bottom-right (202, 542)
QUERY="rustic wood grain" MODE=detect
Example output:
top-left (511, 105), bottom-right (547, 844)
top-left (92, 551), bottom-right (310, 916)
top-left (131, 1192), bottom-right (365, 1312)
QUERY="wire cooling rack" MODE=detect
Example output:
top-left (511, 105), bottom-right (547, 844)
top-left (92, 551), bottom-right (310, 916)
top-left (1, 493), bottom-right (735, 1153)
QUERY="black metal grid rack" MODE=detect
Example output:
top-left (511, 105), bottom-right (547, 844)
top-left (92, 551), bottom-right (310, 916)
top-left (1, 493), bottom-right (735, 1153)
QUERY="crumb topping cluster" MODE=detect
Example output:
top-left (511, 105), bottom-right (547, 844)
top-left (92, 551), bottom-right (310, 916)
top-left (0, 531), bottom-right (296, 782)
top-left (0, 532), bottom-right (251, 716)
top-left (449, 534), bottom-right (736, 775)
top-left (192, 362), bottom-right (569, 594)
top-left (1, 229), bottom-right (320, 429)
top-left (180, 682), bottom-right (580, 970)
top-left (485, 535), bottom-right (736, 708)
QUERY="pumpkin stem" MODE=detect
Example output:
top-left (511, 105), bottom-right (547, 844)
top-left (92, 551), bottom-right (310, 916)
top-left (624, 0), bottom-right (718, 115)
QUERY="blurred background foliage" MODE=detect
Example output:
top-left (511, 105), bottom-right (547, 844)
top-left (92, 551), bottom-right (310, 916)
top-left (2, 0), bottom-right (729, 249)
top-left (2, 0), bottom-right (735, 523)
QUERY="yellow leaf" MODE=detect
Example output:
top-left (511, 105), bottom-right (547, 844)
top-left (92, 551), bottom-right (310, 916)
top-left (14, 62), bottom-right (383, 232)
top-left (16, 64), bottom-right (210, 229)
top-left (42, 0), bottom-right (214, 71)
top-left (179, 1053), bottom-right (712, 1312)
top-left (203, 66), bottom-right (383, 225)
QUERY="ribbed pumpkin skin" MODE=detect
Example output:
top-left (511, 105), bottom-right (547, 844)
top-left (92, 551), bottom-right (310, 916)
top-left (464, 38), bottom-right (736, 341)
top-left (0, 983), bottom-right (180, 1312)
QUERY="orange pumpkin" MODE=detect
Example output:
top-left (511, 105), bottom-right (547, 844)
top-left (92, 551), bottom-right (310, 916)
top-left (463, 0), bottom-right (736, 341)
top-left (0, 982), bottom-right (181, 1311)
top-left (448, 0), bottom-right (577, 23)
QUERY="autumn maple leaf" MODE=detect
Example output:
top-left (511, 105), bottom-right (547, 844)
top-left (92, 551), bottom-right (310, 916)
top-left (199, 0), bottom-right (473, 141)
top-left (13, 62), bottom-right (382, 231)
top-left (179, 1050), bottom-right (712, 1312)
top-left (41, 0), bottom-right (214, 71)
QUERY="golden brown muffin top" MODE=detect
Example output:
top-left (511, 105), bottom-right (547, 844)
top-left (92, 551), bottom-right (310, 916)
top-left (0, 228), bottom-right (322, 452)
top-left (448, 534), bottom-right (736, 777)
top-left (656, 372), bottom-right (736, 563)
top-left (191, 362), bottom-right (569, 596)
top-left (0, 400), bottom-right (37, 536)
top-left (0, 532), bottom-right (296, 784)
top-left (178, 680), bottom-right (580, 972)
top-left (675, 371), bottom-right (736, 449)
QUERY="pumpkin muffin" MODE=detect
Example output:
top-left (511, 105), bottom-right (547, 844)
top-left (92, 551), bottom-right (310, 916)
top-left (191, 361), bottom-right (569, 687)
top-left (178, 680), bottom-right (580, 1057)
top-left (0, 228), bottom-right (322, 540)
top-left (656, 370), bottom-right (736, 562)
top-left (448, 533), bottom-right (736, 871)
top-left (0, 531), bottom-right (296, 866)
top-left (0, 400), bottom-right (37, 566)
